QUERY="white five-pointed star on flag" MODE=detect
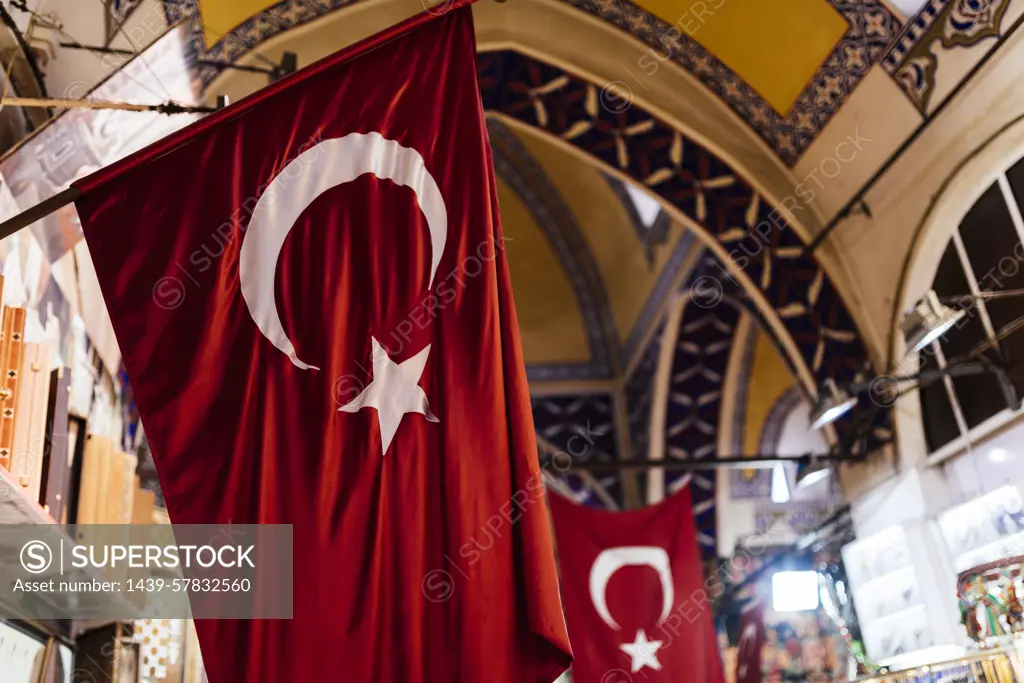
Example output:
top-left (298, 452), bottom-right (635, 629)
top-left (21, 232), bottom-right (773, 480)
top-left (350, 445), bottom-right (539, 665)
top-left (619, 628), bottom-right (664, 673)
top-left (339, 337), bottom-right (438, 454)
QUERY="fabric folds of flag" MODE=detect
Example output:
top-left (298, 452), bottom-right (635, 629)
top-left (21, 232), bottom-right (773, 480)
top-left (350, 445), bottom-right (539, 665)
top-left (736, 600), bottom-right (766, 683)
top-left (548, 487), bottom-right (724, 683)
top-left (71, 3), bottom-right (571, 682)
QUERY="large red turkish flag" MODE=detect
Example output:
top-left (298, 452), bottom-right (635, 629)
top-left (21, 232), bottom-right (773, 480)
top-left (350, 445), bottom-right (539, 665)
top-left (549, 486), bottom-right (724, 683)
top-left (72, 4), bottom-right (571, 682)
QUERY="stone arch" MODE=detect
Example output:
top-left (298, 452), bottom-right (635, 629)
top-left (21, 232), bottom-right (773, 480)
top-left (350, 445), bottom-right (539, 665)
top-left (892, 113), bottom-right (1024, 460)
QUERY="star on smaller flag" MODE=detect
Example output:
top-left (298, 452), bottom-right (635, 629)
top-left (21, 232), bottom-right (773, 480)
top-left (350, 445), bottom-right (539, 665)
top-left (619, 628), bottom-right (664, 673)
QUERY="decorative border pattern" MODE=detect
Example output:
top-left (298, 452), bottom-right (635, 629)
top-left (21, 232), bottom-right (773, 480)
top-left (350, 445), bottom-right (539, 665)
top-left (488, 120), bottom-right (617, 381)
top-left (619, 232), bottom-right (699, 367)
top-left (563, 0), bottom-right (901, 165)
top-left (490, 122), bottom-right (699, 377)
top-left (164, 0), bottom-right (901, 166)
top-left (728, 317), bottom-right (770, 500)
top-left (663, 258), bottom-right (742, 556)
top-left (477, 51), bottom-right (878, 420)
top-left (755, 501), bottom-right (839, 536)
top-left (532, 394), bottom-right (623, 508)
top-left (882, 0), bottom-right (1011, 112)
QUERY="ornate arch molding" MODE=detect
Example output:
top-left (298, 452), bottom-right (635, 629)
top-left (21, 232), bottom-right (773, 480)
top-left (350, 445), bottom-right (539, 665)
top-left (890, 113), bottom-right (1024, 457)
top-left (487, 119), bottom-right (618, 380)
top-left (561, 0), bottom-right (900, 165)
top-left (165, 0), bottom-right (900, 165)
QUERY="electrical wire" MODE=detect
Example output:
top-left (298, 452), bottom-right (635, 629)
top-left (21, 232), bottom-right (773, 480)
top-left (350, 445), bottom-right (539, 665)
top-left (10, 0), bottom-right (172, 104)
top-left (93, 0), bottom-right (175, 101)
top-left (0, 49), bottom-right (21, 116)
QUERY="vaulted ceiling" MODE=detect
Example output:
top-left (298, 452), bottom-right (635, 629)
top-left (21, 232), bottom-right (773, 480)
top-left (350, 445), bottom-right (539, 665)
top-left (174, 0), bottom-right (905, 165)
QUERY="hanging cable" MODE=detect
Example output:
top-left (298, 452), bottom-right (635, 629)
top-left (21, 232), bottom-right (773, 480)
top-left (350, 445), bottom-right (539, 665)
top-left (10, 0), bottom-right (174, 105)
top-left (92, 0), bottom-right (175, 101)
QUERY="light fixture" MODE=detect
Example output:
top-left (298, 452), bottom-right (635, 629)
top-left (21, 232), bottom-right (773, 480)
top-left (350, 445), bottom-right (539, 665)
top-left (901, 290), bottom-right (965, 354)
top-left (771, 571), bottom-right (820, 612)
top-left (795, 459), bottom-right (831, 489)
top-left (809, 379), bottom-right (857, 430)
top-left (770, 462), bottom-right (790, 503)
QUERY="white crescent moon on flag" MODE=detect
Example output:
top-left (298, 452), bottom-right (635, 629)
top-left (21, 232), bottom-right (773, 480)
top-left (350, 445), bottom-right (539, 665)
top-left (239, 132), bottom-right (448, 370)
top-left (589, 546), bottom-right (674, 631)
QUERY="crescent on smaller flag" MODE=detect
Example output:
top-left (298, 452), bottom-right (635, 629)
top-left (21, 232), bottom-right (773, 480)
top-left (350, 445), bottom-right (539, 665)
top-left (239, 132), bottom-right (448, 370)
top-left (589, 546), bottom-right (675, 631)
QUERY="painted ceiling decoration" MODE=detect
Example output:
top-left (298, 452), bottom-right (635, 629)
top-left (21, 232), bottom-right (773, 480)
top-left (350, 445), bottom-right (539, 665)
top-left (565, 0), bottom-right (900, 165)
top-left (488, 119), bottom-right (618, 381)
top-left (532, 393), bottom-right (624, 508)
top-left (489, 119), bottom-right (699, 376)
top-left (476, 50), bottom-right (879, 436)
top-left (166, 0), bottom-right (904, 165)
top-left (663, 259), bottom-right (743, 556)
top-left (883, 0), bottom-right (1012, 112)
top-left (166, 0), bottom-right (1024, 164)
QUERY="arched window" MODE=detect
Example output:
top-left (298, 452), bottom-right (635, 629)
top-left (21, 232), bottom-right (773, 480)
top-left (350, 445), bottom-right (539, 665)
top-left (920, 155), bottom-right (1024, 452)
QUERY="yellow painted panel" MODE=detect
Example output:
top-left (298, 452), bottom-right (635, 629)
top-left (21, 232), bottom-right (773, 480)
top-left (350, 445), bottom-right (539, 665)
top-left (497, 181), bottom-right (591, 364)
top-left (744, 330), bottom-right (797, 454)
top-left (517, 130), bottom-right (682, 342)
top-left (198, 0), bottom-right (278, 46)
top-left (634, 0), bottom-right (848, 114)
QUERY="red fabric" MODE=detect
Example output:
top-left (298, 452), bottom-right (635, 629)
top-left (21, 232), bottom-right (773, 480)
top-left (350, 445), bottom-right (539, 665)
top-left (549, 487), bottom-right (724, 683)
top-left (736, 601), bottom-right (766, 683)
top-left (73, 6), bottom-right (571, 683)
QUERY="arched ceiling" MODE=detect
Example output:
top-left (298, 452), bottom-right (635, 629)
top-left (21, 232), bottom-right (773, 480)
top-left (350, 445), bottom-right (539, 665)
top-left (173, 0), bottom-right (903, 165)
top-left (491, 119), bottom-right (699, 381)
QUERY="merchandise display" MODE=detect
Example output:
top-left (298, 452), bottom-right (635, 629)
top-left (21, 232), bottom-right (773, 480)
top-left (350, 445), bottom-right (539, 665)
top-left (957, 556), bottom-right (1024, 646)
top-left (851, 649), bottom-right (1022, 683)
top-left (842, 526), bottom-right (942, 664)
top-left (939, 488), bottom-right (1024, 573)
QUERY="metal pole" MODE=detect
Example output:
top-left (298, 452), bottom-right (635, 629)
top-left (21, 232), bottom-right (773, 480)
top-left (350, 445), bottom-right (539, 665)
top-left (0, 96), bottom-right (216, 114)
top-left (0, 187), bottom-right (81, 242)
top-left (57, 43), bottom-right (285, 75)
top-left (550, 453), bottom-right (851, 473)
top-left (939, 288), bottom-right (1024, 302)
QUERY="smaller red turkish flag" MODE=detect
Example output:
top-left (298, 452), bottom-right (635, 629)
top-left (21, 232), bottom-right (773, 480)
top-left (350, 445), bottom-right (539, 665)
top-left (549, 486), bottom-right (724, 683)
top-left (736, 601), bottom-right (766, 683)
